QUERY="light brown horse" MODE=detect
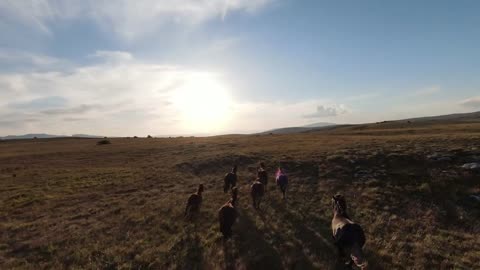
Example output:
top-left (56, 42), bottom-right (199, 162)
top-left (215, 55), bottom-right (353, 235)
top-left (218, 187), bottom-right (238, 238)
top-left (331, 194), bottom-right (368, 269)
top-left (184, 184), bottom-right (204, 220)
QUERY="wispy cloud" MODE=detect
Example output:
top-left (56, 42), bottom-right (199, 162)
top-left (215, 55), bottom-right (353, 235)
top-left (8, 96), bottom-right (67, 110)
top-left (0, 0), bottom-right (275, 41)
top-left (63, 117), bottom-right (88, 122)
top-left (459, 96), bottom-right (480, 109)
top-left (89, 50), bottom-right (133, 62)
top-left (346, 92), bottom-right (381, 101)
top-left (41, 104), bottom-right (104, 115)
top-left (410, 85), bottom-right (441, 97)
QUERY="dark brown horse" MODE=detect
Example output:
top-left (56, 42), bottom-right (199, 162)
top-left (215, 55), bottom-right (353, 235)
top-left (184, 184), bottom-right (204, 220)
top-left (250, 180), bottom-right (265, 209)
top-left (218, 187), bottom-right (238, 238)
top-left (331, 194), bottom-right (368, 269)
top-left (224, 165), bottom-right (238, 193)
top-left (257, 162), bottom-right (268, 192)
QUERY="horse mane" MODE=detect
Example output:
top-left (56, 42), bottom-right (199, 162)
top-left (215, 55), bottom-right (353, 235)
top-left (197, 184), bottom-right (204, 194)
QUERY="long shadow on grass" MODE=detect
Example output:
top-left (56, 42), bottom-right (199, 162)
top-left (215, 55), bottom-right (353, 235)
top-left (165, 224), bottom-right (204, 270)
top-left (267, 199), bottom-right (337, 268)
top-left (223, 209), bottom-right (283, 270)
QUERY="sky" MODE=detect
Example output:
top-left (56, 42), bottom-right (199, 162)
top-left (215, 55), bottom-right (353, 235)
top-left (1, 0), bottom-right (479, 136)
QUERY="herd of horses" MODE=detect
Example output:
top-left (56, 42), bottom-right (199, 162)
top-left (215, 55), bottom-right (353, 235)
top-left (184, 163), bottom-right (368, 269)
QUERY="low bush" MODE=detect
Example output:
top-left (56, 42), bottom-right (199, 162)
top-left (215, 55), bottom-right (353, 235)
top-left (97, 139), bottom-right (111, 145)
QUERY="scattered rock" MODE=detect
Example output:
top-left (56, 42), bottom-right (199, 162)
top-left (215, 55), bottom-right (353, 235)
top-left (427, 152), bottom-right (453, 162)
top-left (354, 170), bottom-right (370, 179)
top-left (461, 162), bottom-right (480, 171)
top-left (469, 194), bottom-right (480, 202)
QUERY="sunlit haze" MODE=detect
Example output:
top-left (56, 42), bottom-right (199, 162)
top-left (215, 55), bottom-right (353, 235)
top-left (1, 0), bottom-right (479, 136)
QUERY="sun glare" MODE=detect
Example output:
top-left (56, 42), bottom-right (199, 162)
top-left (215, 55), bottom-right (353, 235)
top-left (171, 75), bottom-right (232, 133)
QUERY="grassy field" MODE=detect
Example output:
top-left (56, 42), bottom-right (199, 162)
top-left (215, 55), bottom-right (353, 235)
top-left (1, 121), bottom-right (480, 269)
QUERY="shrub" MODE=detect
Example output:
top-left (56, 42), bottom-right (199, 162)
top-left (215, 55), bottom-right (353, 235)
top-left (97, 139), bottom-right (111, 145)
top-left (418, 182), bottom-right (431, 194)
top-left (147, 135), bottom-right (152, 138)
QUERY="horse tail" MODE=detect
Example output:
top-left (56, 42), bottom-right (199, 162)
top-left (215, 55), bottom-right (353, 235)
top-left (350, 242), bottom-right (368, 269)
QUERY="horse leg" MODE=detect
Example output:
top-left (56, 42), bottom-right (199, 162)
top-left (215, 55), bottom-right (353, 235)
top-left (224, 181), bottom-right (229, 193)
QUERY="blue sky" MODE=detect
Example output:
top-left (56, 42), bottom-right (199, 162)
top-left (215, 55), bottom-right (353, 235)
top-left (1, 0), bottom-right (479, 136)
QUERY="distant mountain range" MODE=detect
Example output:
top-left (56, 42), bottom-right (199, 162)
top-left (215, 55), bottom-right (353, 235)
top-left (0, 133), bottom-right (103, 140)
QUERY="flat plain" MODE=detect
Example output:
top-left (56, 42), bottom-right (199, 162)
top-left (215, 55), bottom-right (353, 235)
top-left (1, 120), bottom-right (480, 269)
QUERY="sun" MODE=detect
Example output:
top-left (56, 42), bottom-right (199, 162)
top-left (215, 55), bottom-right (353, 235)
top-left (171, 75), bottom-right (233, 133)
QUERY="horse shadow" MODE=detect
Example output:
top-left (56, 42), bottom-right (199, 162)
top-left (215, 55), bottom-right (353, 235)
top-left (266, 199), bottom-right (338, 267)
top-left (268, 198), bottom-right (383, 270)
top-left (223, 209), bottom-right (284, 270)
top-left (164, 223), bottom-right (205, 270)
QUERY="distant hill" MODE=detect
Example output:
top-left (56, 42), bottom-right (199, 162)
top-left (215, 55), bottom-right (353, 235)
top-left (0, 133), bottom-right (103, 140)
top-left (71, 134), bottom-right (103, 138)
top-left (402, 111), bottom-right (480, 123)
top-left (259, 122), bottom-right (337, 135)
top-left (260, 111), bottom-right (480, 135)
top-left (302, 122), bottom-right (336, 128)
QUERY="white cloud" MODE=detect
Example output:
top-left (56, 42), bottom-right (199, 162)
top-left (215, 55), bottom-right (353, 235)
top-left (0, 0), bottom-right (275, 41)
top-left (459, 96), bottom-right (480, 109)
top-left (303, 104), bottom-right (348, 118)
top-left (0, 53), bottom-right (354, 135)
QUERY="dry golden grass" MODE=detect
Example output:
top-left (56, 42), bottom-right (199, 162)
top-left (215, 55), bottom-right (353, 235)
top-left (1, 122), bottom-right (480, 269)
